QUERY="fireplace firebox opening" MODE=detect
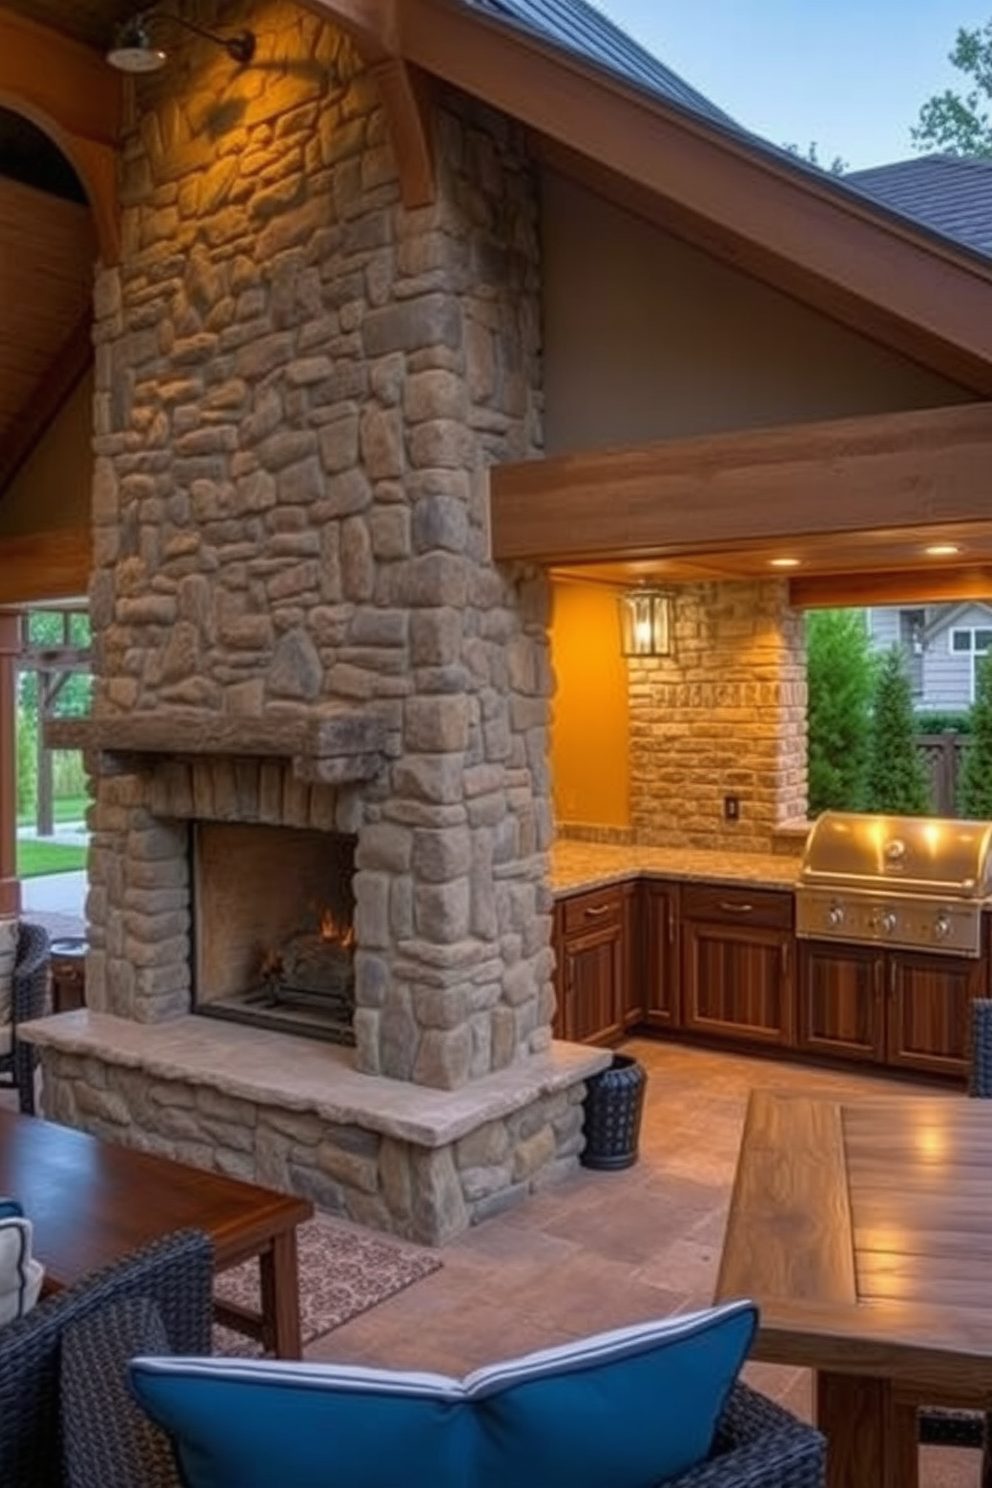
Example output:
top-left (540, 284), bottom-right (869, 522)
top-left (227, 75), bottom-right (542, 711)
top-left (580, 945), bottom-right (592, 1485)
top-left (191, 821), bottom-right (358, 1045)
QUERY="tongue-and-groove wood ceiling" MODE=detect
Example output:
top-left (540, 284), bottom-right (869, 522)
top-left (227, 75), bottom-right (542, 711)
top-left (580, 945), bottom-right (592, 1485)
top-left (0, 3), bottom-right (128, 500)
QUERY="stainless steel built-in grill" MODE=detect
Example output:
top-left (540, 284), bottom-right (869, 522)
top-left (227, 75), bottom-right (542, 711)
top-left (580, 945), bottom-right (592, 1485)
top-left (795, 811), bottom-right (992, 958)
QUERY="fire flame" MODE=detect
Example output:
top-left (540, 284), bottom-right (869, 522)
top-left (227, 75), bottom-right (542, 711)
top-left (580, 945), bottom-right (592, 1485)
top-left (320, 907), bottom-right (355, 949)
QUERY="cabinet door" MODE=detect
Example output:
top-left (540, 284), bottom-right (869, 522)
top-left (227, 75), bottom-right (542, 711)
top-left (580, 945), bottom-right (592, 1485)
top-left (797, 940), bottom-right (884, 1062)
top-left (886, 951), bottom-right (983, 1076)
top-left (642, 881), bottom-right (680, 1028)
top-left (681, 920), bottom-right (794, 1046)
top-left (561, 924), bottom-right (624, 1045)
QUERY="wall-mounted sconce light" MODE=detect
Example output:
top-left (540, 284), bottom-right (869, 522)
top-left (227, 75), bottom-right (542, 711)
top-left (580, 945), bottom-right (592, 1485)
top-left (617, 586), bottom-right (673, 658)
top-left (106, 11), bottom-right (256, 73)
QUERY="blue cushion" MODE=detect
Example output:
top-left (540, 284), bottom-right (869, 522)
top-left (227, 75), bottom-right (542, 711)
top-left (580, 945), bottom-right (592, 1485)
top-left (129, 1299), bottom-right (757, 1488)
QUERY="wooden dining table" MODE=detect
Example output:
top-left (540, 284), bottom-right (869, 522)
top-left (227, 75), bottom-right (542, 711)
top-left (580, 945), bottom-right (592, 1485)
top-left (716, 1088), bottom-right (992, 1488)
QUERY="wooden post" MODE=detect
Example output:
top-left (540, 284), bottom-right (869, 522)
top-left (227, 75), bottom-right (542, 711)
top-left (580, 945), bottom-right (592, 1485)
top-left (0, 615), bottom-right (22, 916)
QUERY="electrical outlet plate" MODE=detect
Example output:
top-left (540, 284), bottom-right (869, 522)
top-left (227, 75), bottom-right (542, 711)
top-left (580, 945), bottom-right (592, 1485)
top-left (724, 795), bottom-right (740, 821)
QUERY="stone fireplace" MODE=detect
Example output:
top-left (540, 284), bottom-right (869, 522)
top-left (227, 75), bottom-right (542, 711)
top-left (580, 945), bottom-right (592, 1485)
top-left (192, 818), bottom-right (358, 1044)
top-left (28, 0), bottom-right (609, 1244)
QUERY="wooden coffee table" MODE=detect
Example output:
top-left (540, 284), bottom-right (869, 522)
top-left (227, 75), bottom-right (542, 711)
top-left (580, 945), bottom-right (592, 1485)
top-left (0, 1108), bottom-right (313, 1357)
top-left (716, 1088), bottom-right (992, 1488)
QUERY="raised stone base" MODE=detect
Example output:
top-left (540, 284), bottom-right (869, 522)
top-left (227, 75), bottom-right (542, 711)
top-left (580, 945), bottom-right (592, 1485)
top-left (22, 1013), bottom-right (611, 1246)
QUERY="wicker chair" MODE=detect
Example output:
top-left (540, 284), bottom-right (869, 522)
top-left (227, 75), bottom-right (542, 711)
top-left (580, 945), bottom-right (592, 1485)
top-left (916, 997), bottom-right (992, 1487)
top-left (0, 1226), bottom-right (213, 1488)
top-left (0, 920), bottom-right (51, 1115)
top-left (671, 1382), bottom-right (824, 1487)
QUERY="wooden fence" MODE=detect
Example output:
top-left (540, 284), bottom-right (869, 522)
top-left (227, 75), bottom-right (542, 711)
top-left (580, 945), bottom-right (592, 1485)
top-left (915, 732), bottom-right (970, 817)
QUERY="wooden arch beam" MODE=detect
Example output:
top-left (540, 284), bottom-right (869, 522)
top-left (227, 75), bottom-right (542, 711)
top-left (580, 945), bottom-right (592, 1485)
top-left (0, 10), bottom-right (122, 264)
top-left (304, 1), bottom-right (435, 207)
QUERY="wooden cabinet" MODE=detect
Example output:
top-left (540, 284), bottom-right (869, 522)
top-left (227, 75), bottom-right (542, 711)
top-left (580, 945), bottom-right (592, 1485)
top-left (797, 940), bottom-right (884, 1062)
top-left (642, 879), bottom-right (680, 1029)
top-left (797, 940), bottom-right (985, 1077)
top-left (680, 884), bottom-right (795, 1048)
top-left (622, 881), bottom-right (645, 1029)
top-left (553, 886), bottom-right (625, 1045)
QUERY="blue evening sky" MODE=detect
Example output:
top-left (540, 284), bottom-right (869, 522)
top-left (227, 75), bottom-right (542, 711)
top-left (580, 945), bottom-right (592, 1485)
top-left (594, 1), bottom-right (992, 169)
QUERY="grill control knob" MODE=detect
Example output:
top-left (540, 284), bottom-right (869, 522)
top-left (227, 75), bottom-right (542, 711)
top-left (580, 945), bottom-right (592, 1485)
top-left (827, 905), bottom-right (844, 928)
top-left (879, 911), bottom-right (898, 936)
top-left (934, 913), bottom-right (952, 941)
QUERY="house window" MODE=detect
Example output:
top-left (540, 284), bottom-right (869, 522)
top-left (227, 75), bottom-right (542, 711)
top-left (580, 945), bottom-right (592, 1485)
top-left (949, 627), bottom-right (992, 700)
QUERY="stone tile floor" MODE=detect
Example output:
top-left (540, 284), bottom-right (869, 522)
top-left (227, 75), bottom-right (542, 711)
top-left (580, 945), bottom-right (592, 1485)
top-left (9, 1036), bottom-right (983, 1483)
top-left (307, 1038), bottom-right (982, 1487)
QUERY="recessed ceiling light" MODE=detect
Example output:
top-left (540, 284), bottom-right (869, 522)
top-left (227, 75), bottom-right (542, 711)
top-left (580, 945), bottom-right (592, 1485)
top-left (924, 544), bottom-right (960, 557)
top-left (769, 557), bottom-right (800, 569)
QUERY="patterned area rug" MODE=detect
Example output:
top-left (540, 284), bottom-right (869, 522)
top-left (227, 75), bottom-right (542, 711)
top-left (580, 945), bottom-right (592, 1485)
top-left (213, 1215), bottom-right (442, 1357)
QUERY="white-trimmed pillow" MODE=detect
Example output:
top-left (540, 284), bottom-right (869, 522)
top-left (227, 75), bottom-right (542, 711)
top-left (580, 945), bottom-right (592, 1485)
top-left (0, 1208), bottom-right (44, 1326)
top-left (130, 1299), bottom-right (757, 1488)
top-left (0, 918), bottom-right (16, 1025)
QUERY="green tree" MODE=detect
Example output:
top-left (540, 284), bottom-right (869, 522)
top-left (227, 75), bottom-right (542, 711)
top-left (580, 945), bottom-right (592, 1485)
top-left (958, 649), bottom-right (992, 817)
top-left (913, 19), bottom-right (992, 156)
top-left (806, 609), bottom-right (876, 815)
top-left (863, 646), bottom-right (932, 815)
top-left (784, 141), bottom-right (848, 175)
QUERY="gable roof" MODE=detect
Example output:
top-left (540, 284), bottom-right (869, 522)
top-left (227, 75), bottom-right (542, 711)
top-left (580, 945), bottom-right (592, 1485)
top-left (457, 0), bottom-right (737, 129)
top-left (457, 1), bottom-right (992, 265)
top-left (846, 155), bottom-right (992, 260)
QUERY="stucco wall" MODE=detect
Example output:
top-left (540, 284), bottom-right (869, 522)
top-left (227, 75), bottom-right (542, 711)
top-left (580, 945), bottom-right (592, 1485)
top-left (541, 171), bottom-right (974, 455)
top-left (0, 370), bottom-right (93, 538)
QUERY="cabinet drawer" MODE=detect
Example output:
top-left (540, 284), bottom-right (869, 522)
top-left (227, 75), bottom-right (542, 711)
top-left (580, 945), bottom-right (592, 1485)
top-left (561, 887), bottom-right (624, 936)
top-left (681, 883), bottom-right (794, 931)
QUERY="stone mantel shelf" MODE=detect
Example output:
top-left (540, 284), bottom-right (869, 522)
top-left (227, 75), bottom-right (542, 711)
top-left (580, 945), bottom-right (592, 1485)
top-left (44, 708), bottom-right (387, 785)
top-left (22, 1012), bottom-right (612, 1148)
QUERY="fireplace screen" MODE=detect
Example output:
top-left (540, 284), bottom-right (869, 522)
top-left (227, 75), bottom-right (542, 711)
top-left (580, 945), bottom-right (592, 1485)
top-left (191, 822), bottom-right (357, 1045)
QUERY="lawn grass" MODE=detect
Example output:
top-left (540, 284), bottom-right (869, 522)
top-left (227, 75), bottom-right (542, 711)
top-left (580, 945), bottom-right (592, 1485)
top-left (17, 795), bottom-right (90, 829)
top-left (17, 840), bottom-right (88, 879)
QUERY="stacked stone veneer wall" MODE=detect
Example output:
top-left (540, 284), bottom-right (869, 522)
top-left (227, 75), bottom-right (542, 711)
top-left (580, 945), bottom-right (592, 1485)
top-left (86, 0), bottom-right (554, 1093)
top-left (627, 580), bottom-right (806, 851)
top-left (40, 1042), bottom-right (586, 1245)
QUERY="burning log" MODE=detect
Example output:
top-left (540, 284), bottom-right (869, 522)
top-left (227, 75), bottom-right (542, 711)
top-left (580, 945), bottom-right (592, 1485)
top-left (261, 906), bottom-right (355, 1004)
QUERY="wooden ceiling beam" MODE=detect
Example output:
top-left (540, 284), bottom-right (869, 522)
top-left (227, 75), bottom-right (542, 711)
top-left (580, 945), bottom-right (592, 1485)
top-left (0, 528), bottom-right (91, 606)
top-left (790, 568), bottom-right (992, 610)
top-left (490, 402), bottom-right (992, 565)
top-left (0, 313), bottom-right (92, 499)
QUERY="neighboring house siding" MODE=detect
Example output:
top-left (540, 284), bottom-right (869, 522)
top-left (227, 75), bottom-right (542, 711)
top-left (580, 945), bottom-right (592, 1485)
top-left (867, 602), bottom-right (992, 709)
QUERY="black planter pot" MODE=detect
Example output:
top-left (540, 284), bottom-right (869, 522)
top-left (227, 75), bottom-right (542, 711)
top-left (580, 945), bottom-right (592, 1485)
top-left (580, 1053), bottom-right (647, 1171)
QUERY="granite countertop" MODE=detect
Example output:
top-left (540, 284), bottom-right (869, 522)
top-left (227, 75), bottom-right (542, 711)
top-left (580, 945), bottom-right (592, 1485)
top-left (550, 840), bottom-right (804, 895)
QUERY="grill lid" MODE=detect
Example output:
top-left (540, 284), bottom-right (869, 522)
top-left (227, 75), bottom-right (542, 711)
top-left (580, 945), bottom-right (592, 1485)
top-left (799, 811), bottom-right (992, 900)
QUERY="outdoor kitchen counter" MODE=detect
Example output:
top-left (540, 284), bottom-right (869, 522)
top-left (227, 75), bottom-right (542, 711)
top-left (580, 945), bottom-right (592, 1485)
top-left (550, 840), bottom-right (803, 895)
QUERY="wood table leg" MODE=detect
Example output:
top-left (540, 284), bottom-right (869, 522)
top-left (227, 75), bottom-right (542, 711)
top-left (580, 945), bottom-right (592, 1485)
top-left (259, 1229), bottom-right (303, 1360)
top-left (816, 1371), bottom-right (918, 1488)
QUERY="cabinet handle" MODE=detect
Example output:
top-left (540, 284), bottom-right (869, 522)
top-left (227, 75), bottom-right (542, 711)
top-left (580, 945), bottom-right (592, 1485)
top-left (583, 904), bottom-right (611, 920)
top-left (667, 907), bottom-right (676, 945)
top-left (718, 901), bottom-right (754, 914)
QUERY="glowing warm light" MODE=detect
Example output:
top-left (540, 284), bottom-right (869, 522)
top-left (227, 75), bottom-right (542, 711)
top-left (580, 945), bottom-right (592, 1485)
top-left (915, 1125), bottom-right (948, 1162)
top-left (769, 557), bottom-right (800, 568)
top-left (320, 908), bottom-right (356, 948)
top-left (924, 544), bottom-right (960, 557)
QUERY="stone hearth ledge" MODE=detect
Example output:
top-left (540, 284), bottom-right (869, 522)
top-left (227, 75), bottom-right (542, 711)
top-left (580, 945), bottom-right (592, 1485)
top-left (21, 1012), bottom-right (612, 1147)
